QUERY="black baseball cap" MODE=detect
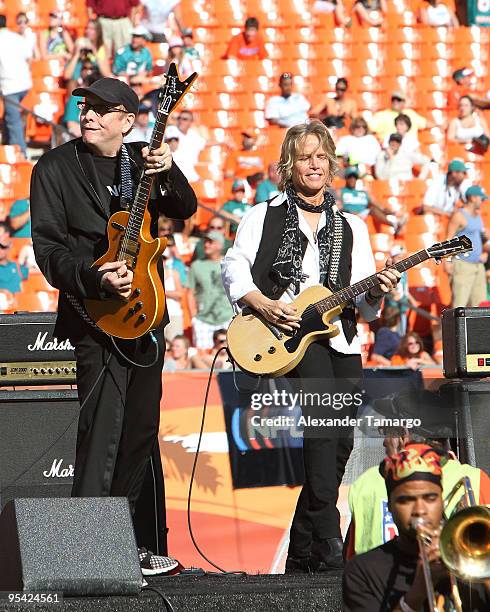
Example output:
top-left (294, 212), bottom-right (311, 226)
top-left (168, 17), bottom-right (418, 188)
top-left (388, 133), bottom-right (403, 143)
top-left (73, 78), bottom-right (139, 115)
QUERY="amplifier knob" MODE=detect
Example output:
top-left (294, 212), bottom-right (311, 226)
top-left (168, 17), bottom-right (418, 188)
top-left (48, 368), bottom-right (54, 374)
top-left (32, 368), bottom-right (40, 375)
top-left (40, 368), bottom-right (47, 374)
top-left (71, 367), bottom-right (77, 373)
top-left (63, 367), bottom-right (70, 374)
top-left (55, 368), bottom-right (61, 374)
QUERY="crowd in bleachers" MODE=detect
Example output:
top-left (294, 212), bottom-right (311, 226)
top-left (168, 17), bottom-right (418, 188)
top-left (1, 0), bottom-right (490, 369)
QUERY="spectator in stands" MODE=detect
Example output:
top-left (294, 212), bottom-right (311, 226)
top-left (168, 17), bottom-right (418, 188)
top-left (369, 91), bottom-right (432, 142)
top-left (418, 0), bottom-right (459, 27)
top-left (383, 244), bottom-right (417, 335)
top-left (391, 332), bottom-right (435, 368)
top-left (255, 163), bottom-right (280, 204)
top-left (310, 77), bottom-right (358, 129)
top-left (140, 0), bottom-right (182, 44)
top-left (63, 62), bottom-right (100, 138)
top-left (163, 335), bottom-right (196, 371)
top-left (0, 223), bottom-right (28, 293)
top-left (447, 95), bottom-right (489, 146)
top-left (163, 125), bottom-right (200, 183)
top-left (162, 238), bottom-right (184, 340)
top-left (422, 158), bottom-right (471, 217)
top-left (175, 109), bottom-right (206, 171)
top-left (338, 166), bottom-right (405, 232)
top-left (223, 129), bottom-right (265, 180)
top-left (448, 67), bottom-right (474, 111)
top-left (112, 26), bottom-right (153, 80)
top-left (0, 14), bottom-right (32, 156)
top-left (312, 0), bottom-right (351, 27)
top-left (345, 429), bottom-right (490, 558)
top-left (352, 0), bottom-right (387, 26)
top-left (370, 306), bottom-right (402, 366)
top-left (383, 113), bottom-right (420, 154)
top-left (124, 100), bottom-right (153, 143)
top-left (7, 198), bottom-right (31, 237)
top-left (163, 36), bottom-right (196, 79)
top-left (192, 328), bottom-right (231, 369)
top-left (446, 185), bottom-right (489, 308)
top-left (87, 0), bottom-right (139, 58)
top-left (182, 28), bottom-right (200, 61)
top-left (220, 179), bottom-right (252, 234)
top-left (375, 133), bottom-right (432, 181)
top-left (191, 216), bottom-right (233, 262)
top-left (64, 20), bottom-right (112, 86)
top-left (158, 218), bottom-right (188, 284)
top-left (222, 17), bottom-right (267, 60)
top-left (39, 12), bottom-right (74, 60)
top-left (264, 72), bottom-right (310, 129)
top-left (336, 117), bottom-right (381, 172)
top-left (15, 12), bottom-right (39, 60)
top-left (188, 231), bottom-right (233, 349)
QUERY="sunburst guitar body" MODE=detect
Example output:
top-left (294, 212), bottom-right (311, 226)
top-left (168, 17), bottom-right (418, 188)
top-left (84, 209), bottom-right (167, 339)
top-left (82, 63), bottom-right (198, 340)
top-left (226, 235), bottom-right (473, 377)
top-left (227, 286), bottom-right (344, 377)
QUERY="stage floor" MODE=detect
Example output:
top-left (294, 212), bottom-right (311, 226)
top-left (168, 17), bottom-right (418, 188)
top-left (0, 572), bottom-right (343, 611)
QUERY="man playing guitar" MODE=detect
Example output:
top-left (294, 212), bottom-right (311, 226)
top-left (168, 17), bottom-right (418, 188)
top-left (31, 78), bottom-right (197, 574)
top-left (222, 120), bottom-right (400, 573)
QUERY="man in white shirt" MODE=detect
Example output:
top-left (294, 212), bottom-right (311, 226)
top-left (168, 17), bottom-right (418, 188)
top-left (423, 158), bottom-right (472, 217)
top-left (265, 72), bottom-right (310, 129)
top-left (0, 14), bottom-right (33, 155)
top-left (175, 109), bottom-right (206, 166)
top-left (221, 121), bottom-right (400, 574)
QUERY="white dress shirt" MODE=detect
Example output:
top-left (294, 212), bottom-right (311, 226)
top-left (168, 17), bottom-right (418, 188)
top-left (423, 175), bottom-right (471, 215)
top-left (221, 193), bottom-right (382, 355)
top-left (265, 93), bottom-right (311, 128)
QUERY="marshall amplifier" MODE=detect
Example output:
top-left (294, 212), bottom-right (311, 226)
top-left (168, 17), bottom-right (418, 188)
top-left (0, 389), bottom-right (79, 512)
top-left (442, 307), bottom-right (490, 378)
top-left (0, 313), bottom-right (76, 385)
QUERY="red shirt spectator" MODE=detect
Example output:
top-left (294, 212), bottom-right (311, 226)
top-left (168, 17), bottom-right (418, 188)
top-left (87, 0), bottom-right (139, 19)
top-left (223, 17), bottom-right (267, 60)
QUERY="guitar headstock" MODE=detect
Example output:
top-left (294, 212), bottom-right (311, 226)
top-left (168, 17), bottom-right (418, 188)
top-left (157, 62), bottom-right (198, 118)
top-left (427, 235), bottom-right (473, 261)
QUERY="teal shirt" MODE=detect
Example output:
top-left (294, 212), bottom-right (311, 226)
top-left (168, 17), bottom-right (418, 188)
top-left (221, 200), bottom-right (252, 233)
top-left (0, 261), bottom-right (28, 294)
top-left (9, 199), bottom-right (31, 237)
top-left (113, 45), bottom-right (153, 75)
top-left (340, 187), bottom-right (370, 215)
top-left (63, 94), bottom-right (81, 125)
top-left (254, 179), bottom-right (280, 204)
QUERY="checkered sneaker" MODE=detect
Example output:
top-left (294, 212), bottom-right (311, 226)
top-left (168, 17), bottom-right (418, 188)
top-left (138, 547), bottom-right (180, 576)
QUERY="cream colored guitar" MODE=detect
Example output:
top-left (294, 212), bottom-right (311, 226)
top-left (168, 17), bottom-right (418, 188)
top-left (226, 236), bottom-right (472, 377)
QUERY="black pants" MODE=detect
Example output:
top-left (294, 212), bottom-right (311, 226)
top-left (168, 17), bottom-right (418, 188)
top-left (286, 340), bottom-right (362, 558)
top-left (71, 328), bottom-right (165, 513)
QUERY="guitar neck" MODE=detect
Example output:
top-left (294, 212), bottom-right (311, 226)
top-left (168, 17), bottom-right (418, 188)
top-left (315, 248), bottom-right (430, 313)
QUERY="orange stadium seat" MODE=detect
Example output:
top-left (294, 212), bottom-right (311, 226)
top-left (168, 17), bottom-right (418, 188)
top-left (15, 291), bottom-right (57, 313)
top-left (0, 289), bottom-right (15, 313)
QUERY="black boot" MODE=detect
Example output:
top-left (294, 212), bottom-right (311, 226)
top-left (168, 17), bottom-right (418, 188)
top-left (284, 556), bottom-right (312, 574)
top-left (310, 537), bottom-right (344, 571)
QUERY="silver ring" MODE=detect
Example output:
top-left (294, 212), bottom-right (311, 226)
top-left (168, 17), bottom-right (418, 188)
top-left (158, 160), bottom-right (165, 167)
top-left (116, 271), bottom-right (122, 279)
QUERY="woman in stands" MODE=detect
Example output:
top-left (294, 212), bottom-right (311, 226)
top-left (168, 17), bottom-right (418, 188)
top-left (447, 95), bottom-right (489, 146)
top-left (418, 0), bottom-right (459, 27)
top-left (391, 332), bottom-right (436, 369)
top-left (352, 0), bottom-right (387, 27)
top-left (311, 0), bottom-right (351, 27)
top-left (310, 78), bottom-right (358, 129)
top-left (39, 11), bottom-right (74, 60)
top-left (336, 117), bottom-right (381, 175)
top-left (63, 19), bottom-right (111, 87)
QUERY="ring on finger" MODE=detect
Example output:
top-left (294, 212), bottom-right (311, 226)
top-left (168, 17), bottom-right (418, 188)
top-left (278, 313), bottom-right (287, 321)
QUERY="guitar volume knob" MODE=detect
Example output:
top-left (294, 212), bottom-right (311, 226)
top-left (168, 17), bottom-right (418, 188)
top-left (138, 314), bottom-right (147, 322)
top-left (133, 288), bottom-right (141, 296)
top-left (134, 301), bottom-right (143, 311)
top-left (254, 354), bottom-right (262, 361)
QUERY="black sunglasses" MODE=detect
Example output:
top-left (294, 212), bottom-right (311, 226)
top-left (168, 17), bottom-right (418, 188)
top-left (77, 101), bottom-right (130, 116)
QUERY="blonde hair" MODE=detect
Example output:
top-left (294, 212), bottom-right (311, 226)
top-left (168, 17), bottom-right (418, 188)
top-left (277, 120), bottom-right (338, 191)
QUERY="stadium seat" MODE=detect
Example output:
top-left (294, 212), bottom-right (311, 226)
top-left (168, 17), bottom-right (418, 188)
top-left (0, 289), bottom-right (15, 313)
top-left (15, 291), bottom-right (57, 312)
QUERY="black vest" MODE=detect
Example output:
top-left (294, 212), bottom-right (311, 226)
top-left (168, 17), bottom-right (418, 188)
top-left (250, 199), bottom-right (357, 343)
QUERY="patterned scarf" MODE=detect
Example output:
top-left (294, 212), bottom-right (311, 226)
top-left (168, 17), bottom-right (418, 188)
top-left (271, 183), bottom-right (336, 295)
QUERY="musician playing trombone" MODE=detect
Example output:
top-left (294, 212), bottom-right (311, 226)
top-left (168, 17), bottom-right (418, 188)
top-left (222, 120), bottom-right (401, 572)
top-left (343, 444), bottom-right (489, 611)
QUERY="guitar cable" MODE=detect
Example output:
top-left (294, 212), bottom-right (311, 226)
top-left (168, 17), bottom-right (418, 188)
top-left (186, 346), bottom-right (246, 577)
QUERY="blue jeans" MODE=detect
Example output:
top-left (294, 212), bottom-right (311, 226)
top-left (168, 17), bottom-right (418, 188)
top-left (4, 90), bottom-right (28, 154)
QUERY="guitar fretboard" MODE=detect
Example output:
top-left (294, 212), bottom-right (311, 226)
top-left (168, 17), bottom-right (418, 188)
top-left (315, 249), bottom-right (430, 313)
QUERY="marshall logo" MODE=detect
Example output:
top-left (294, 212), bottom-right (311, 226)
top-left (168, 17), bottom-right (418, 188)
top-left (43, 458), bottom-right (74, 479)
top-left (28, 332), bottom-right (74, 352)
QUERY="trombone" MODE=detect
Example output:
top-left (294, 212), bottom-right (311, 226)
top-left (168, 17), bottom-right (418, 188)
top-left (413, 476), bottom-right (490, 612)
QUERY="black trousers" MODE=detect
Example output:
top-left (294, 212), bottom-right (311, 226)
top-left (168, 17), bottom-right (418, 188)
top-left (286, 340), bottom-right (362, 558)
top-left (71, 327), bottom-right (165, 513)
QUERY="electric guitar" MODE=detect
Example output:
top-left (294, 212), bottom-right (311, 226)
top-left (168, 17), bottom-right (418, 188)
top-left (226, 236), bottom-right (472, 377)
top-left (84, 63), bottom-right (197, 339)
